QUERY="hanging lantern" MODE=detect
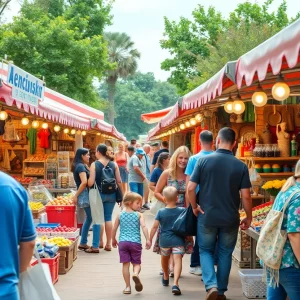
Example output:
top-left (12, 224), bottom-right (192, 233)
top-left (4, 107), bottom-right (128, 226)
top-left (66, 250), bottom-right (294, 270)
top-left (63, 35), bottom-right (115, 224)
top-left (70, 129), bottom-right (76, 135)
top-left (190, 118), bottom-right (196, 126)
top-left (272, 76), bottom-right (290, 101)
top-left (32, 120), bottom-right (39, 128)
top-left (171, 128), bottom-right (176, 134)
top-left (224, 102), bottom-right (234, 114)
top-left (252, 86), bottom-right (268, 107)
top-left (179, 123), bottom-right (185, 130)
top-left (195, 113), bottom-right (203, 122)
top-left (54, 125), bottom-right (61, 132)
top-left (21, 117), bottom-right (29, 126)
top-left (63, 128), bottom-right (70, 134)
top-left (232, 101), bottom-right (245, 114)
top-left (82, 130), bottom-right (87, 136)
top-left (0, 110), bottom-right (8, 120)
top-left (97, 132), bottom-right (101, 136)
top-left (185, 121), bottom-right (191, 127)
top-left (42, 122), bottom-right (48, 129)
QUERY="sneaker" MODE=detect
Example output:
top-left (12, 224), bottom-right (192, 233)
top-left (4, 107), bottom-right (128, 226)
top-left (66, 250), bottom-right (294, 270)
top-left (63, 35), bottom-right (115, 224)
top-left (172, 285), bottom-right (181, 295)
top-left (142, 204), bottom-right (150, 210)
top-left (190, 266), bottom-right (202, 276)
top-left (217, 295), bottom-right (226, 300)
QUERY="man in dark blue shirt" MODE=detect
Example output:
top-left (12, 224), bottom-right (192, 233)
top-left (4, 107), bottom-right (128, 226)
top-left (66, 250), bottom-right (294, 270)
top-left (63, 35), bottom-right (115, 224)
top-left (150, 140), bottom-right (169, 173)
top-left (0, 172), bottom-right (36, 300)
top-left (187, 127), bottom-right (252, 300)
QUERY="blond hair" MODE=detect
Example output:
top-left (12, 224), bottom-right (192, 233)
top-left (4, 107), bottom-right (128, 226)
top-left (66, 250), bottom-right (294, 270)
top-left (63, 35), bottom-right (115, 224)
top-left (122, 192), bottom-right (142, 207)
top-left (163, 186), bottom-right (178, 202)
top-left (281, 160), bottom-right (300, 192)
top-left (168, 146), bottom-right (191, 180)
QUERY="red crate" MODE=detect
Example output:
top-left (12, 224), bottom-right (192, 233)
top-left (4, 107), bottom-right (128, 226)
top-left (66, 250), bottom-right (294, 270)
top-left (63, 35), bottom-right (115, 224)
top-left (41, 253), bottom-right (60, 284)
top-left (46, 205), bottom-right (76, 227)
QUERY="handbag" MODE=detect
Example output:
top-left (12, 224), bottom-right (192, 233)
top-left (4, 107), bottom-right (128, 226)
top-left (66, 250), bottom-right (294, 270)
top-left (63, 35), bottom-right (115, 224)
top-left (19, 248), bottom-right (60, 300)
top-left (77, 188), bottom-right (90, 208)
top-left (172, 205), bottom-right (197, 236)
top-left (116, 184), bottom-right (123, 203)
top-left (89, 184), bottom-right (104, 225)
top-left (256, 189), bottom-right (299, 286)
top-left (150, 196), bottom-right (165, 216)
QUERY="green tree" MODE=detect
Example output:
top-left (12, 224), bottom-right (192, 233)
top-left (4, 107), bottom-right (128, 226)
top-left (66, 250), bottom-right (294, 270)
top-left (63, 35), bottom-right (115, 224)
top-left (0, 0), bottom-right (111, 108)
top-left (161, 0), bottom-right (296, 94)
top-left (99, 72), bottom-right (178, 138)
top-left (104, 32), bottom-right (141, 125)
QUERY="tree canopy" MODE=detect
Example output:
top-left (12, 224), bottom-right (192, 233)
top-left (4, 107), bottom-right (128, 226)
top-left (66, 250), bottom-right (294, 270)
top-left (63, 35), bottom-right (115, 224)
top-left (0, 0), bottom-right (112, 109)
top-left (99, 72), bottom-right (179, 139)
top-left (161, 0), bottom-right (299, 95)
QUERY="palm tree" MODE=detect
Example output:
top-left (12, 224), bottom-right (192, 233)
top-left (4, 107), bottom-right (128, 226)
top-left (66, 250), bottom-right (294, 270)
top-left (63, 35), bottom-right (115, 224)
top-left (104, 32), bottom-right (141, 125)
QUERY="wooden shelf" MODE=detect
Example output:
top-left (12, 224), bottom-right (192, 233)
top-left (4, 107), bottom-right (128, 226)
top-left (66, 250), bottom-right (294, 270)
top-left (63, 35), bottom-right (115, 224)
top-left (23, 174), bottom-right (45, 176)
top-left (239, 157), bottom-right (300, 161)
top-left (258, 172), bottom-right (293, 177)
top-left (23, 161), bottom-right (46, 163)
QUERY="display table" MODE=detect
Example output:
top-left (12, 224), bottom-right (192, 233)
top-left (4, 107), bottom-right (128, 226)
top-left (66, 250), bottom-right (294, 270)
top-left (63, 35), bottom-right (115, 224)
top-left (244, 228), bottom-right (260, 269)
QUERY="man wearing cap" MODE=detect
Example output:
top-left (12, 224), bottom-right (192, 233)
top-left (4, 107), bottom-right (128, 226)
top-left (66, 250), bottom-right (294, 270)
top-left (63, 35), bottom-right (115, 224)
top-left (128, 148), bottom-right (147, 197)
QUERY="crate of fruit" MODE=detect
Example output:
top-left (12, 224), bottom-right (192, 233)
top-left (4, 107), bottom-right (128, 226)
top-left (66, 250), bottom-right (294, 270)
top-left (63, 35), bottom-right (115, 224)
top-left (41, 253), bottom-right (60, 284)
top-left (50, 226), bottom-right (80, 240)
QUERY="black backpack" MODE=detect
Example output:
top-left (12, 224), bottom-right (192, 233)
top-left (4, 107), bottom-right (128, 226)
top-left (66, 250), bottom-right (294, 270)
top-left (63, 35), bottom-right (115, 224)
top-left (95, 161), bottom-right (117, 194)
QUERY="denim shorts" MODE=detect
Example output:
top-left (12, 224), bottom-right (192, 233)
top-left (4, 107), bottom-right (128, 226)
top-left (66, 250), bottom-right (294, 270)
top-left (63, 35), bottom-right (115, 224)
top-left (160, 246), bottom-right (185, 256)
top-left (119, 166), bottom-right (128, 183)
top-left (119, 241), bottom-right (142, 264)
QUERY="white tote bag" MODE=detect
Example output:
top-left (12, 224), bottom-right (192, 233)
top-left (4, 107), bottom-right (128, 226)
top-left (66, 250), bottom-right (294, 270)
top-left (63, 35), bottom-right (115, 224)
top-left (89, 184), bottom-right (104, 225)
top-left (19, 249), bottom-right (60, 300)
top-left (150, 196), bottom-right (166, 216)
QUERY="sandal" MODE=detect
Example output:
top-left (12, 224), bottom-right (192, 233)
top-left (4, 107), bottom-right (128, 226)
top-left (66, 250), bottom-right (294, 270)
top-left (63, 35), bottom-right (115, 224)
top-left (84, 247), bottom-right (99, 253)
top-left (123, 287), bottom-right (131, 294)
top-left (78, 244), bottom-right (90, 251)
top-left (132, 274), bottom-right (143, 292)
top-left (104, 246), bottom-right (112, 251)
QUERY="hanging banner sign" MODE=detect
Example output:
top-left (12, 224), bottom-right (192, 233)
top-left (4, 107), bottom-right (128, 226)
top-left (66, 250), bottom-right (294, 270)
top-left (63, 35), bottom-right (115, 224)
top-left (7, 64), bottom-right (44, 107)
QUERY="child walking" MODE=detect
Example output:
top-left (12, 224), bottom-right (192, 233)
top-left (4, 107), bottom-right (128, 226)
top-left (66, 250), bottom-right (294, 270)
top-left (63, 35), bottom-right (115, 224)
top-left (150, 186), bottom-right (185, 295)
top-left (112, 192), bottom-right (151, 294)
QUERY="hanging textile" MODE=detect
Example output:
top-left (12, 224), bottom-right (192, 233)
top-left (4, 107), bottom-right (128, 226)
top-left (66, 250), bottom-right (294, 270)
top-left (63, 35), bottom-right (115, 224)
top-left (3, 120), bottom-right (19, 142)
top-left (37, 129), bottom-right (50, 149)
top-left (1, 148), bottom-right (11, 170)
top-left (27, 128), bottom-right (37, 155)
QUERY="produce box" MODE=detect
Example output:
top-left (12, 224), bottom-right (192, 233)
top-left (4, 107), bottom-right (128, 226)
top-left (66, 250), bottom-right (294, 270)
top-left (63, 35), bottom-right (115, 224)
top-left (31, 207), bottom-right (46, 220)
top-left (58, 239), bottom-right (77, 274)
top-left (73, 237), bottom-right (79, 261)
top-left (46, 205), bottom-right (76, 227)
top-left (41, 253), bottom-right (60, 284)
top-left (28, 185), bottom-right (53, 205)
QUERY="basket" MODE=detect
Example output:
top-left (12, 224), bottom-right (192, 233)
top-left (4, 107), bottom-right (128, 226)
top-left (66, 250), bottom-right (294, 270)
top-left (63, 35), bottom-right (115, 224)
top-left (41, 253), bottom-right (60, 284)
top-left (239, 269), bottom-right (267, 298)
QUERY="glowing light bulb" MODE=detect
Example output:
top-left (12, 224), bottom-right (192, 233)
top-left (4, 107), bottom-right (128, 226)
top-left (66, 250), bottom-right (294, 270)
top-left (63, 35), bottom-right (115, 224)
top-left (54, 125), bottom-right (61, 132)
top-left (21, 117), bottom-right (29, 126)
top-left (0, 111), bottom-right (8, 120)
top-left (32, 121), bottom-right (39, 128)
top-left (42, 122), bottom-right (48, 129)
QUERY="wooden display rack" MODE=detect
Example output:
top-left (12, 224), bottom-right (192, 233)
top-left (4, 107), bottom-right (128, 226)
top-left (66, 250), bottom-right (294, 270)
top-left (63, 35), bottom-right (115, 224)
top-left (58, 237), bottom-right (78, 274)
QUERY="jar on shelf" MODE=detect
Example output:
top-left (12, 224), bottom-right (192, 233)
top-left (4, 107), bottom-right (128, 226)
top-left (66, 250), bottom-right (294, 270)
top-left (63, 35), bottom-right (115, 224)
top-left (265, 144), bottom-right (273, 157)
top-left (253, 144), bottom-right (262, 157)
top-left (261, 144), bottom-right (267, 157)
top-left (273, 144), bottom-right (280, 157)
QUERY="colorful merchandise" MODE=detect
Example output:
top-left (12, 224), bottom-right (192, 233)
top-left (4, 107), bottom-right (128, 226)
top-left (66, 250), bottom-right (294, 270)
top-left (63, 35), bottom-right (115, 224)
top-left (37, 128), bottom-right (50, 148)
top-left (26, 128), bottom-right (37, 154)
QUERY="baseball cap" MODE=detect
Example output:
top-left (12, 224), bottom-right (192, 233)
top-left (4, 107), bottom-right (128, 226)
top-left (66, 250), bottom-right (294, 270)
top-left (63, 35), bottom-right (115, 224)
top-left (136, 148), bottom-right (145, 155)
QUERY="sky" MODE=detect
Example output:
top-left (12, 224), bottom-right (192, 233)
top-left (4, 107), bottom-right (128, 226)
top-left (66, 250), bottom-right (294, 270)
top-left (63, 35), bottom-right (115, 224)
top-left (3, 0), bottom-right (300, 81)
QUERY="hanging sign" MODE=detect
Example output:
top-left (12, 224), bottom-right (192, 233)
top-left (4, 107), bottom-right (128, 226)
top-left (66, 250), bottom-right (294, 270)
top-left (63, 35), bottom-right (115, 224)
top-left (7, 64), bottom-right (44, 107)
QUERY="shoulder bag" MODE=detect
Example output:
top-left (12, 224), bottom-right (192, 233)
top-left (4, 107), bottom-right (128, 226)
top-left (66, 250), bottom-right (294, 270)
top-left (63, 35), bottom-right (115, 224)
top-left (172, 205), bottom-right (197, 236)
top-left (256, 189), bottom-right (299, 286)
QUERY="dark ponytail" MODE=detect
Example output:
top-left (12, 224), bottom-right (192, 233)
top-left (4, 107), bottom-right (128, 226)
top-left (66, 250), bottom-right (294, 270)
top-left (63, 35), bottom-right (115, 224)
top-left (96, 143), bottom-right (110, 160)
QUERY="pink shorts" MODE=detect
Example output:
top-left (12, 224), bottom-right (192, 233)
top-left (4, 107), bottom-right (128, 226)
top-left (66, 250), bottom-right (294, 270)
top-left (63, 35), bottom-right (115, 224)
top-left (160, 246), bottom-right (185, 256)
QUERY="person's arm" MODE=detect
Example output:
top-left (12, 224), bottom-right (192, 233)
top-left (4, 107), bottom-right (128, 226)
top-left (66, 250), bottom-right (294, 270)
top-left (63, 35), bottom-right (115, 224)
top-left (288, 233), bottom-right (300, 263)
top-left (72, 172), bottom-right (87, 205)
top-left (125, 153), bottom-right (129, 172)
top-left (87, 162), bottom-right (96, 187)
top-left (185, 175), bottom-right (191, 206)
top-left (114, 163), bottom-right (122, 186)
top-left (240, 188), bottom-right (252, 230)
top-left (112, 214), bottom-right (120, 248)
top-left (149, 182), bottom-right (156, 192)
top-left (149, 219), bottom-right (160, 246)
top-left (19, 240), bottom-right (36, 273)
top-left (184, 158), bottom-right (194, 206)
top-left (139, 213), bottom-right (151, 249)
top-left (19, 190), bottom-right (36, 273)
top-left (154, 170), bottom-right (168, 203)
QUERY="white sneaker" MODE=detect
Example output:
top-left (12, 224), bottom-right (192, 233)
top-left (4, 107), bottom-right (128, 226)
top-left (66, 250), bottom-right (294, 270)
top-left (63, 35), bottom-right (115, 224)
top-left (190, 266), bottom-right (202, 276)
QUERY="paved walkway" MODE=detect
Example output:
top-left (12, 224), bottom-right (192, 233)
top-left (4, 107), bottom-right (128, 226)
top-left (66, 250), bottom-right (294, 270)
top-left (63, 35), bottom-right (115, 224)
top-left (55, 209), bottom-right (248, 300)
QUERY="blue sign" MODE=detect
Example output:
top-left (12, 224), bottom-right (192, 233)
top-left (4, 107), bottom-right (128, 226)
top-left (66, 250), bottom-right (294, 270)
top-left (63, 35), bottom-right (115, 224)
top-left (7, 64), bottom-right (44, 107)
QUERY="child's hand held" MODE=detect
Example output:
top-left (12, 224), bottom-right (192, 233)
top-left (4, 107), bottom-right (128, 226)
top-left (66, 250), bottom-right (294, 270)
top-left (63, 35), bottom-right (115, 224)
top-left (112, 238), bottom-right (118, 248)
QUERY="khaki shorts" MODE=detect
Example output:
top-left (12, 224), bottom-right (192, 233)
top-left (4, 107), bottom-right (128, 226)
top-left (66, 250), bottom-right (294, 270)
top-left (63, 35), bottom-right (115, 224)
top-left (160, 246), bottom-right (185, 256)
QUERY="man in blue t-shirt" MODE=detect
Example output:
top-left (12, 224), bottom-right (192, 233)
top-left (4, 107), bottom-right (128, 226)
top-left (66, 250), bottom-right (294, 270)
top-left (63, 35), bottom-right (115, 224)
top-left (187, 128), bottom-right (252, 300)
top-left (185, 130), bottom-right (214, 277)
top-left (0, 172), bottom-right (36, 300)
